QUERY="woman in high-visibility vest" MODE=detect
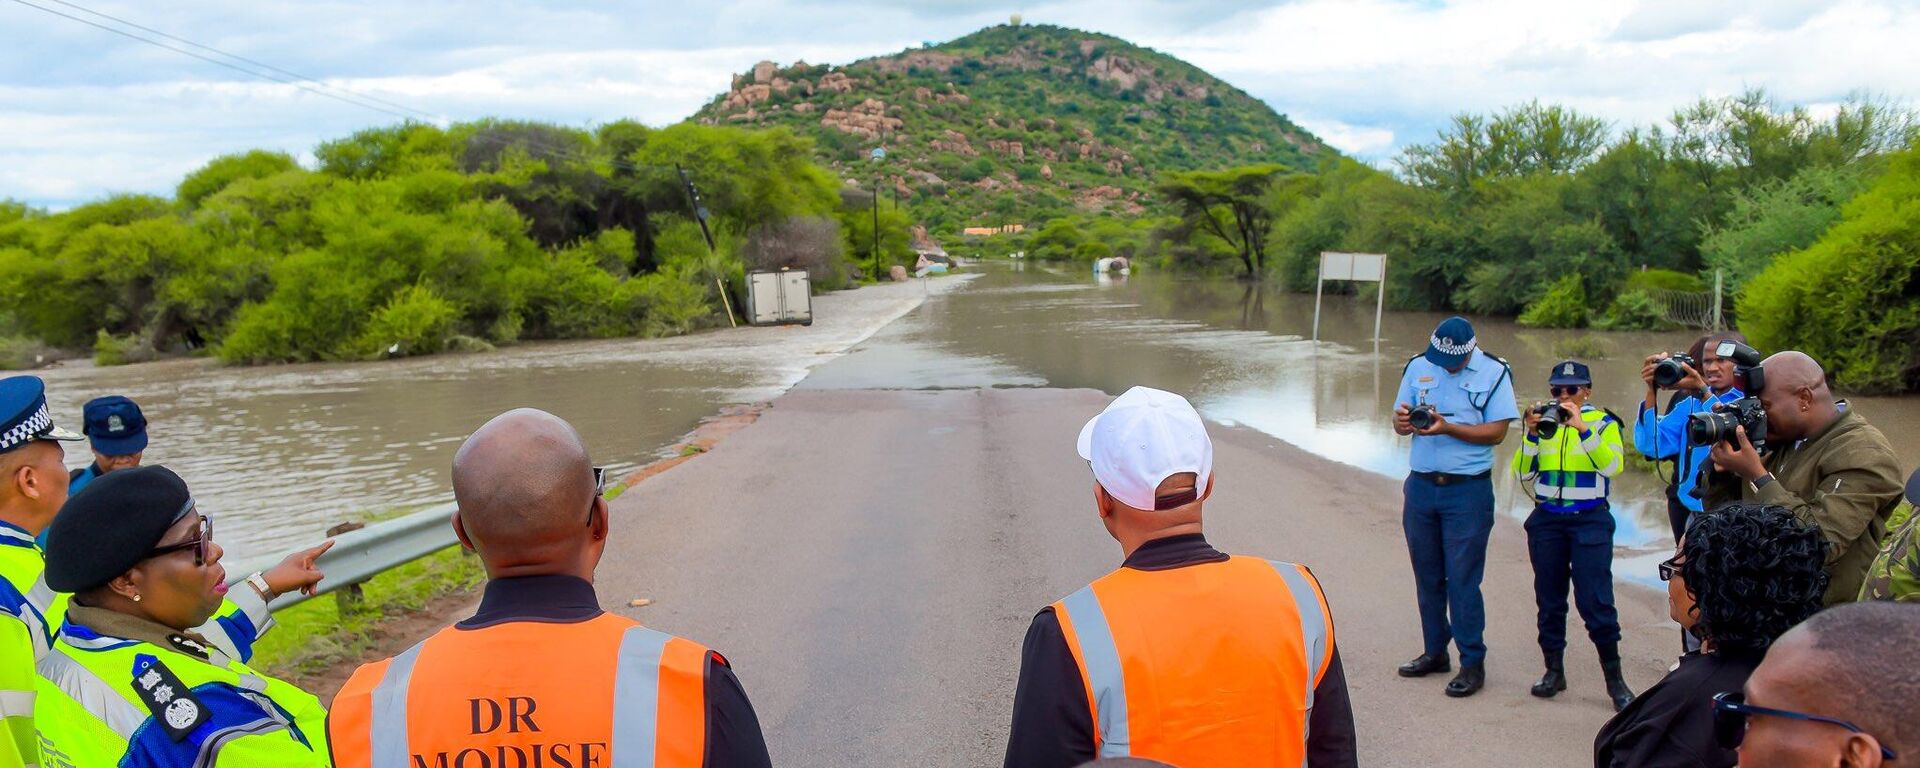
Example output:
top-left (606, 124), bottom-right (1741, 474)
top-left (33, 466), bottom-right (330, 767)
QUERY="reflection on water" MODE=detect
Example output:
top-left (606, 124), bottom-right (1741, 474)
top-left (811, 265), bottom-right (1920, 586)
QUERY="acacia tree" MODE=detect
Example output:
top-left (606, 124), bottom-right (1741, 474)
top-left (1156, 164), bottom-right (1287, 278)
top-left (1397, 102), bottom-right (1610, 192)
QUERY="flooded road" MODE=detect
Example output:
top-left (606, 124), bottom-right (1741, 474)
top-left (34, 278), bottom-right (966, 555)
top-left (33, 264), bottom-right (1916, 577)
top-left (804, 265), bottom-right (1920, 584)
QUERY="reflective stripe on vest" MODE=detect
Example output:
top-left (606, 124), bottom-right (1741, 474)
top-left (1060, 584), bottom-right (1129, 758)
top-left (368, 640), bottom-right (423, 766)
top-left (363, 624), bottom-right (698, 767)
top-left (36, 648), bottom-right (145, 739)
top-left (1054, 556), bottom-right (1334, 767)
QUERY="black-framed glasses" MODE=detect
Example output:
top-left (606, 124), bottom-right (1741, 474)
top-left (1550, 385), bottom-right (1582, 398)
top-left (1658, 555), bottom-right (1681, 582)
top-left (1713, 692), bottom-right (1898, 760)
top-left (147, 513), bottom-right (213, 567)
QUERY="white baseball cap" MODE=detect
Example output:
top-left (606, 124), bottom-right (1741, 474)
top-left (1076, 386), bottom-right (1214, 511)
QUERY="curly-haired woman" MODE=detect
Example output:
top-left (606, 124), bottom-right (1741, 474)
top-left (1593, 503), bottom-right (1829, 768)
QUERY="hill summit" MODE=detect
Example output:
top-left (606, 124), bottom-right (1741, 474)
top-left (692, 23), bottom-right (1333, 235)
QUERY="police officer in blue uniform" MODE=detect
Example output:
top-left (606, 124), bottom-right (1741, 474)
top-left (1392, 316), bottom-right (1518, 698)
top-left (67, 395), bottom-right (148, 496)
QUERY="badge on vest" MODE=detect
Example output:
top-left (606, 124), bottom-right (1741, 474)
top-left (166, 633), bottom-right (210, 659)
top-left (131, 653), bottom-right (208, 741)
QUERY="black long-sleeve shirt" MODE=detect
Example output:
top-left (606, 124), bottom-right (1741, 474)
top-left (1002, 534), bottom-right (1359, 768)
top-left (459, 575), bottom-right (773, 768)
top-left (1594, 650), bottom-right (1759, 768)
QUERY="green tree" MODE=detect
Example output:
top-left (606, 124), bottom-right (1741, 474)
top-left (176, 151), bottom-right (301, 210)
top-left (1157, 164), bottom-right (1288, 277)
top-left (1738, 147), bottom-right (1920, 392)
top-left (1398, 102), bottom-right (1610, 192)
top-left (1700, 163), bottom-right (1874, 294)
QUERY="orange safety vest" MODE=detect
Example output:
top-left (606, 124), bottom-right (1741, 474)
top-left (1053, 555), bottom-right (1335, 767)
top-left (328, 612), bottom-right (712, 768)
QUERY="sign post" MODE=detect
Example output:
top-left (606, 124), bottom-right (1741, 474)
top-left (1313, 252), bottom-right (1388, 342)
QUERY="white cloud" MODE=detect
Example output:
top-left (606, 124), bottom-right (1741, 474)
top-left (3, 0), bottom-right (1918, 207)
top-left (1292, 116), bottom-right (1395, 158)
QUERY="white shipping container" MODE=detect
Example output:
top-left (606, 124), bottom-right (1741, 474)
top-left (746, 269), bottom-right (813, 326)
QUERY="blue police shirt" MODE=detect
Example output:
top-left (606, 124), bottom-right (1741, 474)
top-left (1634, 388), bottom-right (1743, 512)
top-left (1396, 349), bottom-right (1520, 475)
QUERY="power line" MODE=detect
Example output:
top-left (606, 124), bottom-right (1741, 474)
top-left (33, 0), bottom-right (444, 123)
top-left (4, 0), bottom-right (422, 123)
top-left (6, 0), bottom-right (675, 177)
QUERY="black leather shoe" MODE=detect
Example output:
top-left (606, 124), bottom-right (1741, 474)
top-left (1603, 660), bottom-right (1636, 712)
top-left (1445, 664), bottom-right (1485, 697)
top-left (1397, 652), bottom-right (1451, 678)
top-left (1530, 667), bottom-right (1567, 698)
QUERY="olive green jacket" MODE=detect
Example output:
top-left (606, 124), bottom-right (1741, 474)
top-left (1705, 407), bottom-right (1905, 605)
top-left (1861, 505), bottom-right (1919, 602)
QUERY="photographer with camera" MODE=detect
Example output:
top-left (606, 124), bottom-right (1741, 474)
top-left (1699, 351), bottom-right (1904, 605)
top-left (1634, 333), bottom-right (1748, 539)
top-left (1512, 360), bottom-right (1634, 711)
top-left (1391, 317), bottom-right (1518, 698)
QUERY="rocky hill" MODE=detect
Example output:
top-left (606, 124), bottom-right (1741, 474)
top-left (692, 23), bottom-right (1333, 236)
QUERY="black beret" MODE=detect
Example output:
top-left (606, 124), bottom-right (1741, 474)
top-left (45, 465), bottom-right (194, 593)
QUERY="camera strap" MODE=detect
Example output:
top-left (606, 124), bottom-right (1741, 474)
top-left (1472, 357), bottom-right (1512, 416)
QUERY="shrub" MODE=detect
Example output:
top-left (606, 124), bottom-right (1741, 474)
top-left (1623, 268), bottom-right (1706, 294)
top-left (1551, 334), bottom-right (1614, 360)
top-left (346, 286), bottom-right (463, 359)
top-left (0, 335), bottom-right (61, 370)
top-left (1518, 274), bottom-right (1589, 328)
top-left (1702, 164), bottom-right (1873, 294)
top-left (1738, 148), bottom-right (1920, 392)
top-left (740, 217), bottom-right (848, 289)
top-left (92, 330), bottom-right (162, 366)
top-left (1594, 289), bottom-right (1676, 331)
top-left (177, 151), bottom-right (301, 210)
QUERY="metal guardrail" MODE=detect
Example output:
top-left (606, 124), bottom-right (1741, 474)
top-left (223, 502), bottom-right (462, 611)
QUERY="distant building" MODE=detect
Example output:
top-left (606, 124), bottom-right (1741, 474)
top-left (961, 224), bottom-right (1026, 237)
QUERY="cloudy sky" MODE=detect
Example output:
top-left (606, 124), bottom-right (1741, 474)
top-left (3, 0), bottom-right (1917, 209)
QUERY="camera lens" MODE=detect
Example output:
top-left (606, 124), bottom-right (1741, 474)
top-left (1653, 359), bottom-right (1685, 388)
top-left (1687, 411), bottom-right (1734, 446)
top-left (1408, 405), bottom-right (1437, 431)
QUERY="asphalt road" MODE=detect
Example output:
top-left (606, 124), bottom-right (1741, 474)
top-left (599, 388), bottom-right (1677, 767)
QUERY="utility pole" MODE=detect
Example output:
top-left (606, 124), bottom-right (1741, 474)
top-left (676, 164), bottom-right (737, 327)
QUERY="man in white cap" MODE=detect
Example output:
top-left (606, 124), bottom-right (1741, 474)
top-left (1002, 387), bottom-right (1356, 768)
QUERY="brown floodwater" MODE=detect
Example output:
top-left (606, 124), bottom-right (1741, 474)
top-left (31, 278), bottom-right (955, 557)
top-left (803, 264), bottom-right (1920, 587)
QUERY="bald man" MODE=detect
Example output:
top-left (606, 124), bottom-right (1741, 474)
top-left (1722, 602), bottom-right (1919, 767)
top-left (329, 409), bottom-right (771, 768)
top-left (1702, 351), bottom-right (1904, 604)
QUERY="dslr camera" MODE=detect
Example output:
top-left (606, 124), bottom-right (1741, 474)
top-left (1652, 353), bottom-right (1697, 389)
top-left (1687, 398), bottom-right (1768, 452)
top-left (1531, 402), bottom-right (1572, 439)
top-left (1408, 404), bottom-right (1440, 431)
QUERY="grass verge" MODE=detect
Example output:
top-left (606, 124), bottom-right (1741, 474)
top-left (249, 536), bottom-right (485, 683)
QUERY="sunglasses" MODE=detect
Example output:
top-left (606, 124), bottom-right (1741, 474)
top-left (588, 466), bottom-right (607, 527)
top-left (147, 512), bottom-right (213, 567)
top-left (1713, 692), bottom-right (1897, 760)
top-left (1550, 385), bottom-right (1583, 398)
top-left (1658, 555), bottom-right (1681, 582)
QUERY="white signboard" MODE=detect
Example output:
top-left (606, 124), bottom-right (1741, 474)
top-left (1320, 252), bottom-right (1386, 282)
top-left (1313, 252), bottom-right (1388, 342)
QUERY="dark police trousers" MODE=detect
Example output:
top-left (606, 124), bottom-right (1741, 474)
top-left (1524, 504), bottom-right (1622, 653)
top-left (1403, 472), bottom-right (1494, 667)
